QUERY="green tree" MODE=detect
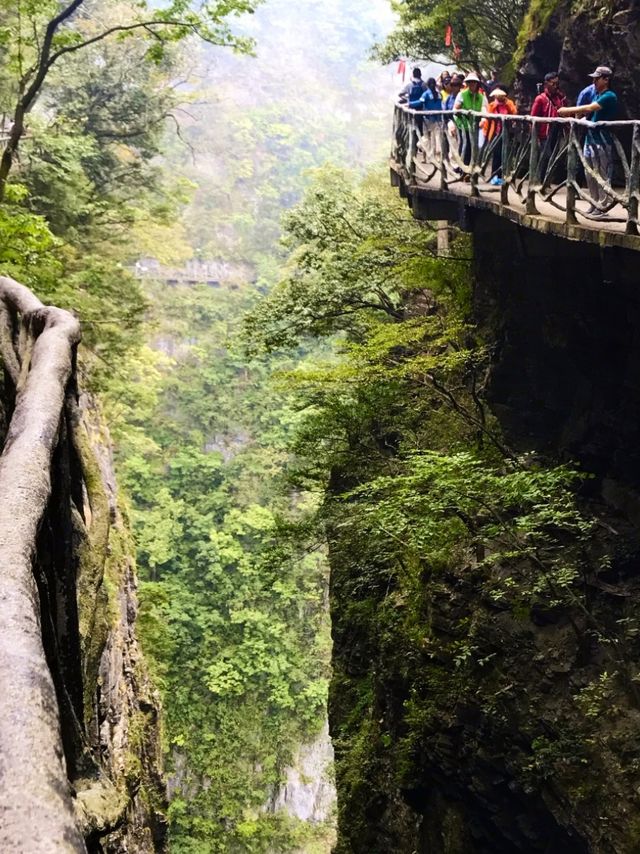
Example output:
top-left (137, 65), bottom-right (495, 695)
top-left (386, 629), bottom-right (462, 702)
top-left (244, 165), bottom-right (456, 350)
top-left (0, 0), bottom-right (260, 196)
top-left (109, 283), bottom-right (335, 852)
top-left (374, 0), bottom-right (529, 73)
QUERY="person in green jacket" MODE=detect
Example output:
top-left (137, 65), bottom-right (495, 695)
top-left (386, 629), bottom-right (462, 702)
top-left (453, 72), bottom-right (488, 168)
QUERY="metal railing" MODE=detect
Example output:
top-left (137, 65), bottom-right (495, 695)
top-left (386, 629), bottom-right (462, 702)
top-left (392, 104), bottom-right (640, 235)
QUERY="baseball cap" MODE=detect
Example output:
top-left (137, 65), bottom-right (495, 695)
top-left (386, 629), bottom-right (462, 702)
top-left (589, 65), bottom-right (613, 77)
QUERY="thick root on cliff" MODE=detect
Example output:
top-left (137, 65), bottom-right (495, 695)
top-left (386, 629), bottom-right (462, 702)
top-left (0, 276), bottom-right (85, 852)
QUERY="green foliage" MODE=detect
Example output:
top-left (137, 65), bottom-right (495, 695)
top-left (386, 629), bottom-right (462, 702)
top-left (248, 165), bottom-right (640, 848)
top-left (0, 0), bottom-right (265, 384)
top-left (341, 451), bottom-right (591, 607)
top-left (245, 165), bottom-right (467, 351)
top-left (374, 0), bottom-right (529, 72)
top-left (108, 283), bottom-right (333, 851)
top-left (0, 2), bottom-right (399, 850)
top-left (0, 185), bottom-right (61, 286)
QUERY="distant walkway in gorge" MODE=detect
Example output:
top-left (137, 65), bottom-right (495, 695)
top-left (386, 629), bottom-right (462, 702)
top-left (391, 105), bottom-right (640, 252)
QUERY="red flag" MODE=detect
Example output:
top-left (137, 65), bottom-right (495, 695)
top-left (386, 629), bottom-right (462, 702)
top-left (445, 24), bottom-right (452, 47)
top-left (397, 60), bottom-right (406, 81)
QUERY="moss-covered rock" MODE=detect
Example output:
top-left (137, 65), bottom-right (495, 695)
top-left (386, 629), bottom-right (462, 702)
top-left (330, 209), bottom-right (640, 852)
top-left (73, 396), bottom-right (167, 852)
top-left (515, 0), bottom-right (640, 114)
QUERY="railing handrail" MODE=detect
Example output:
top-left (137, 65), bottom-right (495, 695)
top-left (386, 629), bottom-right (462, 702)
top-left (395, 102), bottom-right (640, 128)
top-left (391, 99), bottom-right (640, 238)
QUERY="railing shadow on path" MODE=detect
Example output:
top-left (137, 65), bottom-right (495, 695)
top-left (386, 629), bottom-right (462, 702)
top-left (392, 104), bottom-right (640, 239)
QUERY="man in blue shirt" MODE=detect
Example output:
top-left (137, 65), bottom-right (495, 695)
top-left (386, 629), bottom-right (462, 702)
top-left (559, 66), bottom-right (617, 217)
top-left (409, 78), bottom-right (443, 159)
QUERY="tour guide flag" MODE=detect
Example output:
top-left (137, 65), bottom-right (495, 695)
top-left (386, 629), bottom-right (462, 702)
top-left (445, 24), bottom-right (452, 46)
top-left (397, 60), bottom-right (406, 81)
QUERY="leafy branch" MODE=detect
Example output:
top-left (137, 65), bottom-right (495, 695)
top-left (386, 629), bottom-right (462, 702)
top-left (0, 0), bottom-right (259, 199)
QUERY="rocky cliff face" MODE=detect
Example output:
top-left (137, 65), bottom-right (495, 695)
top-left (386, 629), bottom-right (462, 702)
top-left (328, 210), bottom-right (640, 853)
top-left (72, 397), bottom-right (166, 852)
top-left (326, 6), bottom-right (640, 851)
top-left (0, 280), bottom-right (165, 851)
top-left (517, 0), bottom-right (640, 113)
top-left (8, 384), bottom-right (166, 851)
top-left (267, 721), bottom-right (336, 828)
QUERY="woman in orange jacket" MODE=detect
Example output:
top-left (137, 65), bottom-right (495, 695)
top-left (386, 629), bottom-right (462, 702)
top-left (481, 89), bottom-right (517, 185)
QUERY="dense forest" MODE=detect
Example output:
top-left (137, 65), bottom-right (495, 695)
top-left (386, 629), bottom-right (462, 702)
top-left (1, 0), bottom-right (394, 850)
top-left (110, 3), bottom-right (395, 849)
top-left (5, 0), bottom-right (640, 852)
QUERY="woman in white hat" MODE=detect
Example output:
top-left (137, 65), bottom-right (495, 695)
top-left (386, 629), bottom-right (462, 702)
top-left (453, 73), bottom-right (488, 169)
top-left (481, 88), bottom-right (517, 185)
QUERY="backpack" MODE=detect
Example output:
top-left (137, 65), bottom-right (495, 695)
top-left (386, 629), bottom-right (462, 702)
top-left (409, 81), bottom-right (424, 104)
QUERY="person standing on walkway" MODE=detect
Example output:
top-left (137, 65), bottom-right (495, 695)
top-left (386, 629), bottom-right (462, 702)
top-left (399, 67), bottom-right (427, 104)
top-left (530, 72), bottom-right (567, 186)
top-left (454, 73), bottom-right (488, 170)
top-left (558, 66), bottom-right (617, 216)
top-left (481, 88), bottom-right (517, 184)
top-left (444, 74), bottom-right (463, 110)
top-left (410, 77), bottom-right (443, 159)
top-left (531, 73), bottom-right (566, 137)
top-left (439, 71), bottom-right (452, 99)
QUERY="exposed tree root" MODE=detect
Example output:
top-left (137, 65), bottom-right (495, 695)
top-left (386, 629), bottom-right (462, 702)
top-left (0, 276), bottom-right (85, 852)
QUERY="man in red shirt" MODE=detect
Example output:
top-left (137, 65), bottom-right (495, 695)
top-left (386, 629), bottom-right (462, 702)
top-left (530, 72), bottom-right (567, 183)
top-left (531, 72), bottom-right (567, 138)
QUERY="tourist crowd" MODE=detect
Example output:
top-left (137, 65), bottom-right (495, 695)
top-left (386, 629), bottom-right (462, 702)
top-left (398, 65), bottom-right (618, 218)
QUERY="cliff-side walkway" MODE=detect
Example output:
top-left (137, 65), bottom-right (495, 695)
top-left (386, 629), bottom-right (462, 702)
top-left (391, 105), bottom-right (640, 252)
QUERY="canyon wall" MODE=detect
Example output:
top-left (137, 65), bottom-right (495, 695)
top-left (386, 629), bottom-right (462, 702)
top-left (328, 209), bottom-right (640, 853)
top-left (332, 4), bottom-right (640, 835)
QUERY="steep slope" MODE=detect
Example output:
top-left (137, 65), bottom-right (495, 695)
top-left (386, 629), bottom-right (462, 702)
top-left (328, 216), bottom-right (640, 854)
top-left (249, 153), bottom-right (640, 852)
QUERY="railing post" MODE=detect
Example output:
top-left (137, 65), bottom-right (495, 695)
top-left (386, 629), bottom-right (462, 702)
top-left (526, 119), bottom-right (540, 215)
top-left (407, 114), bottom-right (418, 182)
top-left (627, 124), bottom-right (640, 236)
top-left (470, 114), bottom-right (479, 198)
top-left (500, 118), bottom-right (509, 205)
top-left (439, 116), bottom-right (447, 191)
top-left (391, 105), bottom-right (400, 160)
top-left (566, 122), bottom-right (578, 225)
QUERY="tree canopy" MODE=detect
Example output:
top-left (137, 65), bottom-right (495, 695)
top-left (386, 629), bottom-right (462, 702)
top-left (0, 0), bottom-right (260, 383)
top-left (0, 0), bottom-right (260, 195)
top-left (374, 0), bottom-right (529, 73)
